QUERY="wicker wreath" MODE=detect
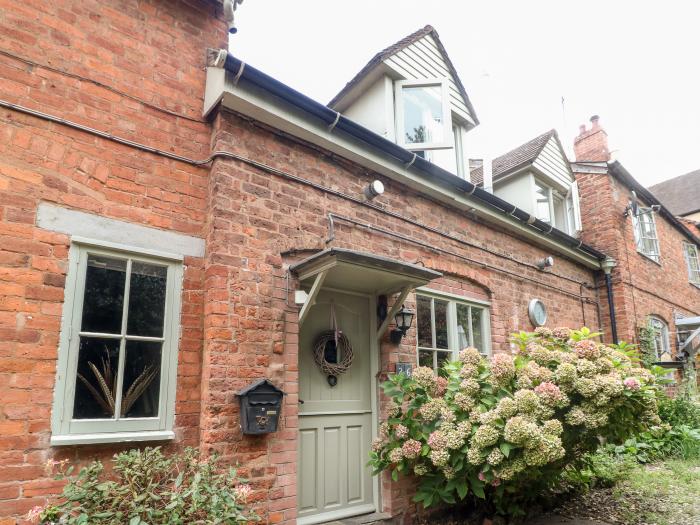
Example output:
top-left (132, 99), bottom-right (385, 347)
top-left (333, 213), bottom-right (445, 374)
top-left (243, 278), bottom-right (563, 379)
top-left (312, 330), bottom-right (354, 379)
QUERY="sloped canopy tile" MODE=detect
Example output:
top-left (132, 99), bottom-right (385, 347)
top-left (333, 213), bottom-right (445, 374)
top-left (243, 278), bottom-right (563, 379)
top-left (290, 248), bottom-right (442, 295)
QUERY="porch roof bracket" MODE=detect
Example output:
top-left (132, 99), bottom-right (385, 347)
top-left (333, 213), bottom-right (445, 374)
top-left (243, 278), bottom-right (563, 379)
top-left (377, 285), bottom-right (413, 339)
top-left (297, 269), bottom-right (327, 327)
top-left (680, 325), bottom-right (700, 353)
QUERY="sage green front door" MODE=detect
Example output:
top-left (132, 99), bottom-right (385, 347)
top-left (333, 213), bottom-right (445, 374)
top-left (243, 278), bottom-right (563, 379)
top-left (297, 290), bottom-right (375, 524)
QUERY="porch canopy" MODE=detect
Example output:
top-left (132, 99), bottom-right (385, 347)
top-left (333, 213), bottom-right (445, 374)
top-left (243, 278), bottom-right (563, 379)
top-left (290, 248), bottom-right (442, 336)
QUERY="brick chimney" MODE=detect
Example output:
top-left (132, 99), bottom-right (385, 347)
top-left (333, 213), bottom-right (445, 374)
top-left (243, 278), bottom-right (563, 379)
top-left (573, 115), bottom-right (610, 162)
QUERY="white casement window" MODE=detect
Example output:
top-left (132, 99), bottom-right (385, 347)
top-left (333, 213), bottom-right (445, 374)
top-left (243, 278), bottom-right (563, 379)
top-left (648, 316), bottom-right (671, 360)
top-left (632, 207), bottom-right (661, 262)
top-left (684, 242), bottom-right (700, 286)
top-left (415, 291), bottom-right (491, 371)
top-left (395, 79), bottom-right (453, 150)
top-left (51, 242), bottom-right (183, 445)
top-left (533, 179), bottom-right (582, 236)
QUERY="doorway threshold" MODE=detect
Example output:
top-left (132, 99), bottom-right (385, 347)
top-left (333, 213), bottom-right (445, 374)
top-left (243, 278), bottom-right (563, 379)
top-left (322, 511), bottom-right (394, 525)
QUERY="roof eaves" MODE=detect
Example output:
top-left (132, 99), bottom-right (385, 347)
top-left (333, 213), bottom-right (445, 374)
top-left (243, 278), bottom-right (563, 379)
top-left (608, 161), bottom-right (700, 246)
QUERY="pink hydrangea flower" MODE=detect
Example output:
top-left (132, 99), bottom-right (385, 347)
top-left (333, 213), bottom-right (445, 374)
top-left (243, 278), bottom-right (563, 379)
top-left (623, 377), bottom-right (641, 390)
top-left (428, 430), bottom-right (448, 451)
top-left (574, 339), bottom-right (601, 360)
top-left (478, 472), bottom-right (486, 482)
top-left (491, 478), bottom-right (502, 487)
top-left (394, 424), bottom-right (409, 439)
top-left (402, 439), bottom-right (422, 459)
top-left (434, 376), bottom-right (448, 397)
top-left (534, 381), bottom-right (567, 406)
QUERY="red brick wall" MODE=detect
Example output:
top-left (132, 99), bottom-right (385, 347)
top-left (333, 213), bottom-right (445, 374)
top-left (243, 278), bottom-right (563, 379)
top-left (575, 168), bottom-right (700, 347)
top-left (204, 110), bottom-right (601, 523)
top-left (0, 0), bottom-right (226, 521)
top-left (573, 119), bottom-right (699, 351)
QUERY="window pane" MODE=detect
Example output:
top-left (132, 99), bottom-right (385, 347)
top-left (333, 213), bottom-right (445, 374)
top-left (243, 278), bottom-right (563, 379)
top-left (456, 304), bottom-right (471, 349)
top-left (553, 194), bottom-right (567, 232)
top-left (436, 351), bottom-right (451, 370)
top-left (416, 295), bottom-right (433, 348)
top-left (122, 341), bottom-right (162, 418)
top-left (126, 262), bottom-right (168, 337)
top-left (471, 308), bottom-right (484, 353)
top-left (418, 350), bottom-right (433, 368)
top-left (73, 337), bottom-right (121, 419)
top-left (81, 255), bottom-right (127, 334)
top-left (535, 183), bottom-right (551, 223)
top-left (567, 195), bottom-right (576, 232)
top-left (402, 85), bottom-right (445, 145)
top-left (434, 299), bottom-right (449, 349)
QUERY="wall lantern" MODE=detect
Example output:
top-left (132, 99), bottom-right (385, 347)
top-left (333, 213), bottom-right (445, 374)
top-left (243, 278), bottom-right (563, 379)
top-left (390, 305), bottom-right (415, 344)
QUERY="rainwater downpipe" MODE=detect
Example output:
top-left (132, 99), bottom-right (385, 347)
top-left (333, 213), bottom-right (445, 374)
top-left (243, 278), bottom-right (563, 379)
top-left (601, 257), bottom-right (619, 344)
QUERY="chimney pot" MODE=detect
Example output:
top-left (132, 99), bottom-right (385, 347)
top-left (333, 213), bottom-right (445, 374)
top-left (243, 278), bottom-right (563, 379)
top-left (590, 115), bottom-right (600, 128)
top-left (578, 124), bottom-right (587, 134)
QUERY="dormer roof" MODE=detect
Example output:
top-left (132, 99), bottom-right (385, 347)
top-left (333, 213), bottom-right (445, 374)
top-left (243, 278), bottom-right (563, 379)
top-left (328, 25), bottom-right (479, 128)
top-left (470, 130), bottom-right (573, 187)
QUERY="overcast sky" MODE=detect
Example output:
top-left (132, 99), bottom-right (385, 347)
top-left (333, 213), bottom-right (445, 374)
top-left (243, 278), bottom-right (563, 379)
top-left (231, 1), bottom-right (700, 187)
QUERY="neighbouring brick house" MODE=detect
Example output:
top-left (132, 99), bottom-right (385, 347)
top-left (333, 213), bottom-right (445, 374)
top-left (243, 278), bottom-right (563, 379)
top-left (572, 117), bottom-right (700, 379)
top-left (0, 5), bottom-right (698, 525)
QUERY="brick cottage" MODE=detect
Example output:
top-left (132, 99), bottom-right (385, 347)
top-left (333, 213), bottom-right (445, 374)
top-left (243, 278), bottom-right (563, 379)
top-left (0, 2), bottom-right (699, 524)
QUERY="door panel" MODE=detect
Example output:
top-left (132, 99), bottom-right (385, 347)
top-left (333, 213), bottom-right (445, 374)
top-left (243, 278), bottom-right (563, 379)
top-left (299, 292), bottom-right (371, 414)
top-left (297, 414), bottom-right (373, 521)
top-left (298, 291), bottom-right (374, 523)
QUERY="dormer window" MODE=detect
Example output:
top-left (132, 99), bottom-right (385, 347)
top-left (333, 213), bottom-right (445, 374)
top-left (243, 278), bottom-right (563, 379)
top-left (395, 79), bottom-right (453, 150)
top-left (532, 179), bottom-right (580, 235)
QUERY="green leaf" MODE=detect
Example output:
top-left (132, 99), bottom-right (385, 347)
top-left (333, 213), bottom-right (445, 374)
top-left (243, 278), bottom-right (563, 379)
top-left (456, 479), bottom-right (468, 500)
top-left (499, 442), bottom-right (512, 458)
top-left (130, 516), bottom-right (142, 525)
top-left (471, 481), bottom-right (485, 499)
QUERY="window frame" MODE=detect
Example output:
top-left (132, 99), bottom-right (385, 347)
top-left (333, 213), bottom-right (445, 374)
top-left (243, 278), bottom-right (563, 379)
top-left (683, 242), bottom-right (700, 287)
top-left (415, 289), bottom-right (491, 372)
top-left (648, 316), bottom-right (670, 360)
top-left (532, 177), bottom-right (580, 235)
top-left (51, 239), bottom-right (183, 446)
top-left (632, 207), bottom-right (661, 263)
top-left (395, 78), bottom-right (454, 151)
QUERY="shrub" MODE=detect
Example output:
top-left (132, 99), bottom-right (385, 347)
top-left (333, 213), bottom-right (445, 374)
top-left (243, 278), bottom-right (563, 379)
top-left (560, 448), bottom-right (636, 491)
top-left (658, 394), bottom-right (700, 428)
top-left (369, 327), bottom-right (661, 518)
top-left (33, 447), bottom-right (256, 524)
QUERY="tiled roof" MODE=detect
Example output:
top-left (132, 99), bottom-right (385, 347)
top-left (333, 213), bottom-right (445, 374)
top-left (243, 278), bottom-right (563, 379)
top-left (648, 169), bottom-right (700, 217)
top-left (328, 25), bottom-right (478, 124)
top-left (470, 130), bottom-right (556, 185)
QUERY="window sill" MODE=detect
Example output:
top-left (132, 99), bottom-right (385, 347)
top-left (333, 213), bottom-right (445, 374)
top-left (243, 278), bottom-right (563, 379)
top-left (636, 250), bottom-right (662, 266)
top-left (51, 430), bottom-right (175, 446)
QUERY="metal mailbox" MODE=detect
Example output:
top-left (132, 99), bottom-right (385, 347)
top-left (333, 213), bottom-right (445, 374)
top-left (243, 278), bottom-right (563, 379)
top-left (236, 379), bottom-right (284, 435)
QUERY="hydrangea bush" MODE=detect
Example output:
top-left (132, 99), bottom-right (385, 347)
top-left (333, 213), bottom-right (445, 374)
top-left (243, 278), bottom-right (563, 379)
top-left (369, 327), bottom-right (661, 517)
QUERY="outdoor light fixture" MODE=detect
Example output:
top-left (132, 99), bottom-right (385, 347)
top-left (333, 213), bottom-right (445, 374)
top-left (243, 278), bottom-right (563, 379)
top-left (364, 180), bottom-right (385, 200)
top-left (390, 305), bottom-right (415, 344)
top-left (536, 256), bottom-right (554, 270)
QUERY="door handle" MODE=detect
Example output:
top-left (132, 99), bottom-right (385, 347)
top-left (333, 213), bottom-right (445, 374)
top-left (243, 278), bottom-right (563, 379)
top-left (299, 399), bottom-right (305, 404)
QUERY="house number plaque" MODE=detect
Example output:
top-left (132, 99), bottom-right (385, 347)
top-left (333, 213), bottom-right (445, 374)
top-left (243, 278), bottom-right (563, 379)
top-left (396, 363), bottom-right (413, 377)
